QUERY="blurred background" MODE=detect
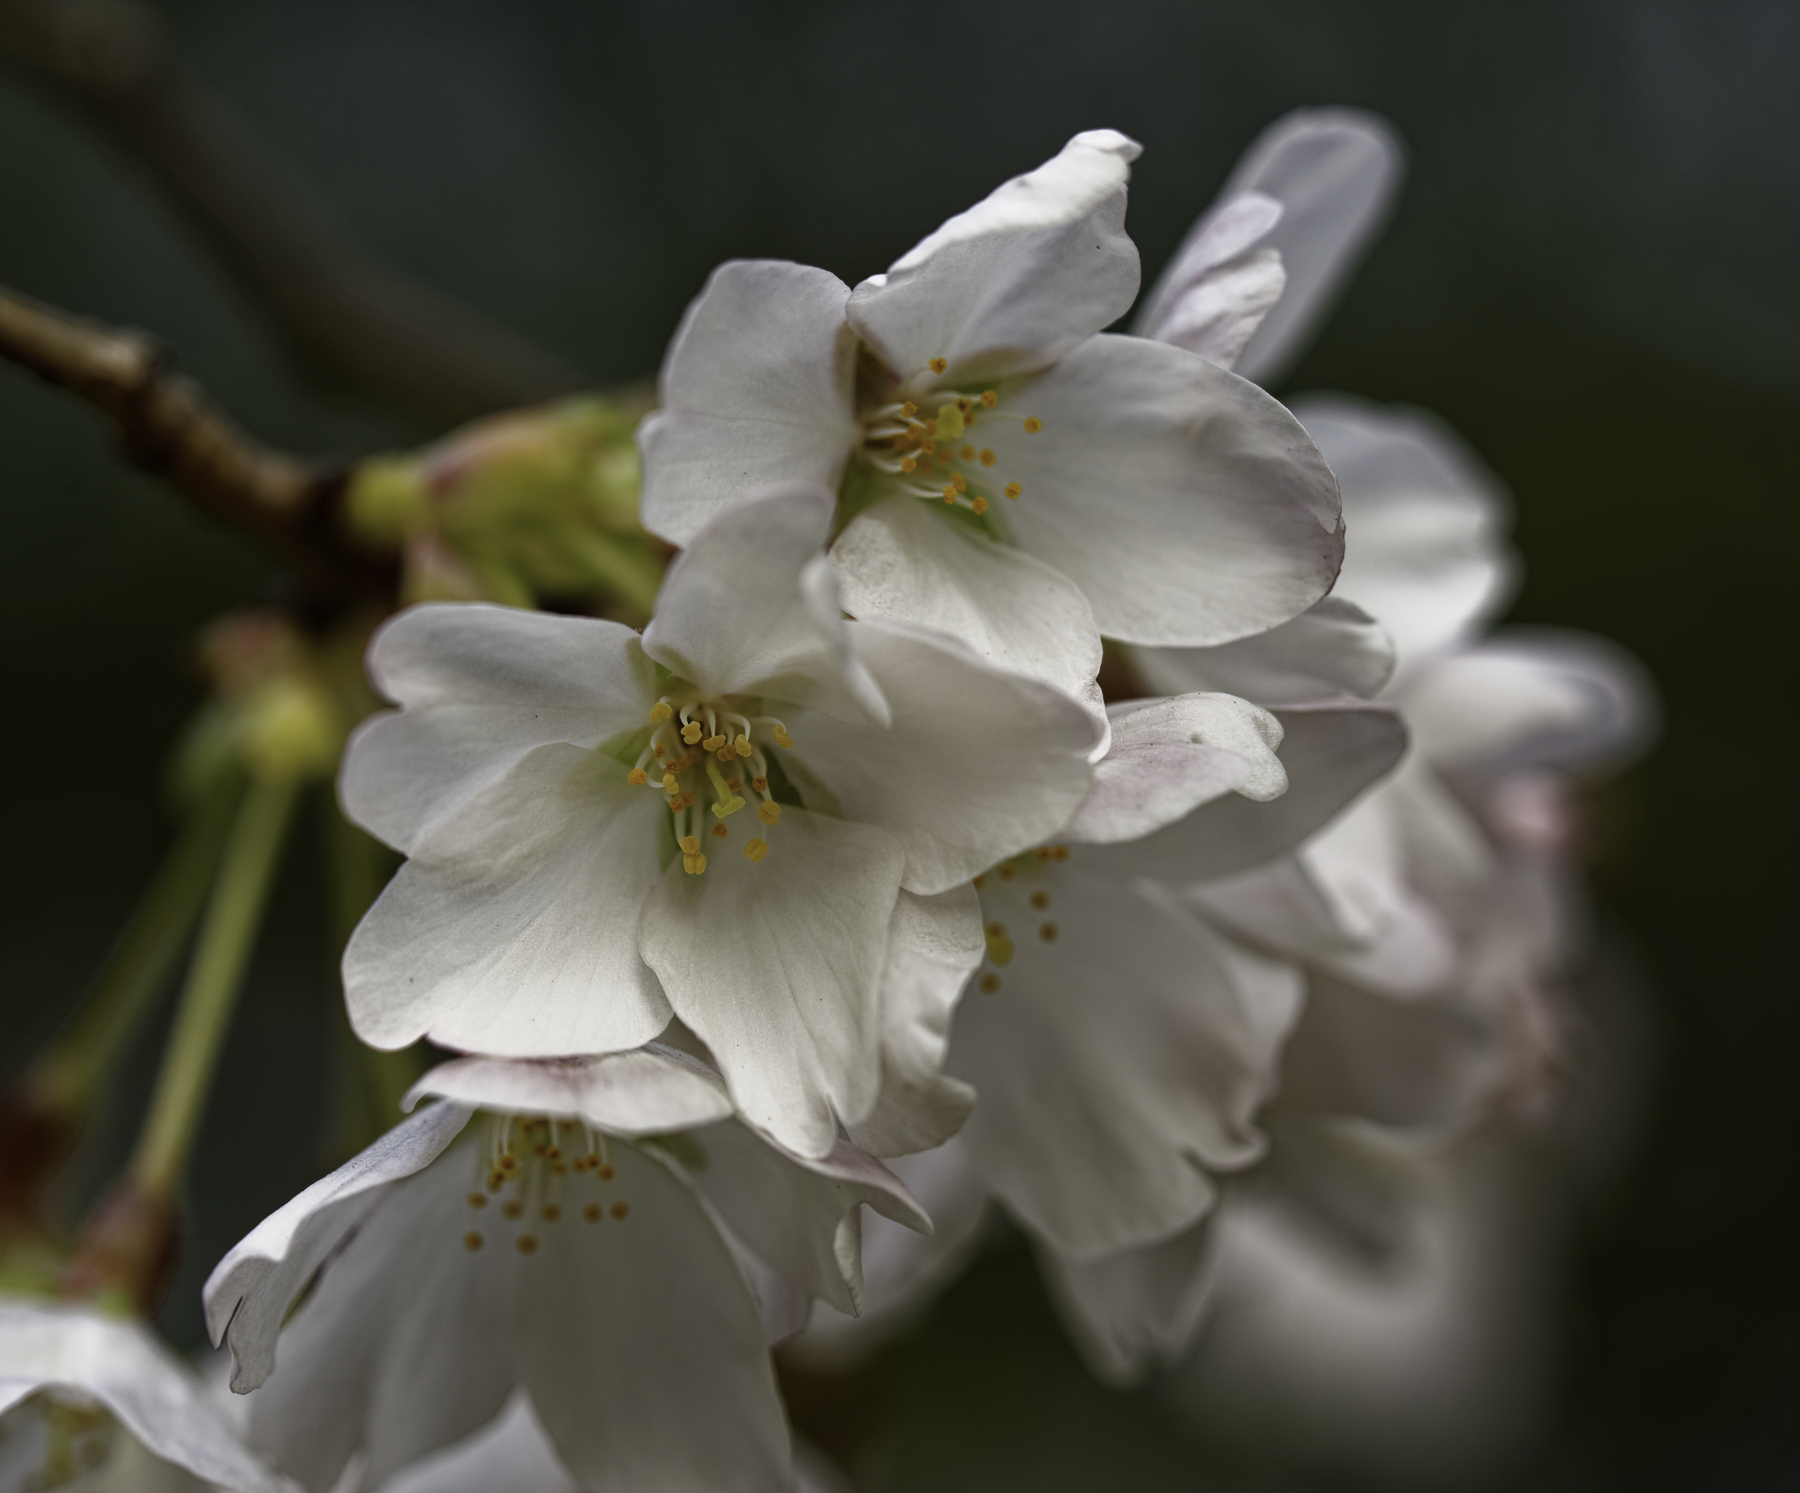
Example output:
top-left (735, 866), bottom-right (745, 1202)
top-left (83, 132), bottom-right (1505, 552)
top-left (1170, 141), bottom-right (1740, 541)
top-left (0, 1), bottom-right (1793, 1488)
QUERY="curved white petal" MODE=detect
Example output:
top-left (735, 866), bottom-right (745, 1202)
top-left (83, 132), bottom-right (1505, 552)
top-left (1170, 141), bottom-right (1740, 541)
top-left (1219, 109), bottom-right (1406, 389)
top-left (677, 1121), bottom-right (927, 1317)
top-left (642, 484), bottom-right (887, 726)
top-left (204, 1101), bottom-right (475, 1393)
top-left (374, 1394), bottom-right (575, 1493)
top-left (1132, 190), bottom-right (1287, 368)
top-left (993, 334), bottom-right (1343, 646)
top-left (344, 605), bottom-right (655, 855)
top-left (1294, 395), bottom-right (1518, 670)
top-left (344, 747), bottom-right (671, 1057)
top-left (846, 884), bottom-right (983, 1158)
top-left (1132, 595), bottom-right (1396, 705)
top-left (516, 1143), bottom-right (792, 1493)
top-left (638, 259), bottom-right (858, 546)
top-left (1062, 693), bottom-right (1286, 846)
top-left (0, 1304), bottom-right (294, 1493)
top-left (406, 1051), bottom-right (734, 1137)
top-left (848, 130), bottom-right (1142, 384)
top-left (247, 1137), bottom-right (519, 1492)
top-left (830, 495), bottom-right (1108, 752)
top-left (1082, 702), bottom-right (1406, 884)
top-left (1038, 1219), bottom-right (1217, 1385)
top-left (638, 807), bottom-right (904, 1158)
top-left (786, 619), bottom-right (1099, 896)
top-left (952, 873), bottom-right (1301, 1261)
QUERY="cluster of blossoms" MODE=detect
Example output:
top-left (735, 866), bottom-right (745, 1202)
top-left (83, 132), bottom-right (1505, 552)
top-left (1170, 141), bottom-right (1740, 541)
top-left (0, 108), bottom-right (1651, 1491)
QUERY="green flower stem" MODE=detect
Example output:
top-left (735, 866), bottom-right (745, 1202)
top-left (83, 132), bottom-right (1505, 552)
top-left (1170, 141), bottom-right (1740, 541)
top-left (129, 777), bottom-right (298, 1199)
top-left (27, 772), bottom-right (244, 1117)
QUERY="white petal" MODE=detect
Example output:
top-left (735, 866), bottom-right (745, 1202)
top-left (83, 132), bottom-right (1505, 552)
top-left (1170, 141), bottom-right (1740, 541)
top-left (344, 747), bottom-right (671, 1057)
top-left (406, 1050), bottom-right (734, 1137)
top-left (516, 1143), bottom-right (791, 1493)
top-left (676, 1121), bottom-right (927, 1317)
top-left (0, 1304), bottom-right (293, 1493)
top-left (785, 620), bottom-right (1099, 896)
top-left (638, 807), bottom-right (903, 1158)
top-left (952, 873), bottom-right (1301, 1261)
top-left (204, 1100), bottom-right (475, 1394)
top-left (1132, 595), bottom-right (1396, 705)
top-left (1038, 1220), bottom-right (1217, 1385)
top-left (248, 1136), bottom-right (519, 1493)
top-left (641, 484), bottom-right (888, 725)
top-left (1401, 632), bottom-right (1657, 777)
top-left (638, 260), bottom-right (858, 546)
top-left (1294, 395), bottom-right (1517, 670)
top-left (1132, 190), bottom-right (1287, 368)
top-left (1080, 703), bottom-right (1406, 884)
top-left (830, 495), bottom-right (1108, 752)
top-left (846, 885), bottom-right (983, 1157)
top-left (344, 605), bottom-right (656, 855)
top-left (1062, 693), bottom-right (1286, 846)
top-left (1220, 109), bottom-right (1406, 389)
top-left (848, 130), bottom-right (1143, 384)
top-left (374, 1394), bottom-right (576, 1493)
top-left (993, 334), bottom-right (1343, 646)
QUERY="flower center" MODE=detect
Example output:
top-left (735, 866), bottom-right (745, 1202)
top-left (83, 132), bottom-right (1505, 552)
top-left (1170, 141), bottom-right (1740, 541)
top-left (857, 355), bottom-right (1043, 518)
top-left (461, 1114), bottom-right (631, 1256)
top-left (625, 696), bottom-right (794, 875)
top-left (970, 843), bottom-right (1070, 993)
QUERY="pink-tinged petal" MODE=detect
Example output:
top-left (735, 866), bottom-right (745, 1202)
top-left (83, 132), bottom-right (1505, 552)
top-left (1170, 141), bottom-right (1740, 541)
top-left (1132, 595), bottom-right (1396, 706)
top-left (1133, 190), bottom-right (1287, 368)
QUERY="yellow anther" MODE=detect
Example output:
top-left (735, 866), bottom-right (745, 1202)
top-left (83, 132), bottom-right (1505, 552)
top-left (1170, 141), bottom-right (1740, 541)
top-left (943, 485), bottom-right (958, 503)
top-left (734, 735), bottom-right (753, 757)
top-left (1004, 482), bottom-right (1022, 500)
top-left (680, 835), bottom-right (702, 855)
top-left (611, 1201), bottom-right (630, 1220)
top-left (952, 473), bottom-right (967, 493)
top-left (681, 721), bottom-right (703, 744)
top-left (970, 496), bottom-right (989, 515)
top-left (702, 733), bottom-right (725, 751)
top-left (500, 1155), bottom-right (518, 1171)
top-left (649, 701), bottom-right (673, 722)
top-left (727, 776), bottom-right (743, 791)
top-left (744, 836), bottom-right (770, 863)
top-left (1023, 416), bottom-right (1043, 433)
top-left (978, 448), bottom-right (996, 466)
top-left (1029, 889), bottom-right (1051, 910)
top-left (683, 852), bottom-right (708, 875)
top-left (900, 456), bottom-right (917, 472)
top-left (667, 791), bottom-right (695, 811)
top-left (758, 801), bottom-right (782, 826)
top-left (628, 768), bottom-right (648, 786)
top-left (652, 741), bottom-right (666, 757)
top-left (997, 863), bottom-right (1016, 880)
top-left (661, 771), bottom-right (678, 791)
top-left (936, 403), bottom-right (965, 439)
top-left (924, 418), bottom-right (938, 435)
top-left (979, 973), bottom-right (1001, 993)
top-left (516, 1235), bottom-right (539, 1255)
top-left (980, 389), bottom-right (998, 407)
top-left (921, 440), bottom-right (937, 455)
top-left (597, 1163), bottom-right (615, 1180)
top-left (467, 1192), bottom-right (487, 1209)
top-left (1051, 844), bottom-right (1070, 861)
top-left (1039, 921), bottom-right (1059, 943)
top-left (709, 795), bottom-right (744, 821)
top-left (928, 357), bottom-right (948, 374)
top-left (985, 921), bottom-right (1016, 967)
top-left (464, 1231), bottom-right (484, 1251)
top-left (541, 1203), bottom-right (562, 1222)
top-left (901, 401), bottom-right (918, 417)
top-left (503, 1200), bottom-right (524, 1219)
top-left (710, 823), bottom-right (729, 839)
top-left (751, 775), bottom-right (769, 793)
top-left (959, 444), bottom-right (975, 460)
top-left (583, 1202), bottom-right (602, 1222)
top-left (773, 727), bottom-right (794, 748)
top-left (716, 747), bottom-right (736, 763)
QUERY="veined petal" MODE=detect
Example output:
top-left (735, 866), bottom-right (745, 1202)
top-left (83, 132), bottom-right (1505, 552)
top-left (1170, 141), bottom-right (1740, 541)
top-left (994, 334), bottom-right (1343, 646)
top-left (1219, 109), bottom-right (1406, 389)
top-left (1038, 1219), bottom-right (1217, 1385)
top-left (204, 1101), bottom-right (475, 1393)
top-left (638, 808), bottom-right (904, 1159)
top-left (1132, 595), bottom-right (1396, 705)
top-left (642, 484), bottom-right (888, 726)
top-left (1081, 702), bottom-right (1406, 884)
top-left (517, 1143), bottom-right (791, 1493)
top-left (344, 747), bottom-right (671, 1057)
top-left (0, 1304), bottom-right (294, 1493)
top-left (953, 873), bottom-right (1301, 1261)
top-left (638, 259), bottom-right (858, 546)
top-left (1295, 395), bottom-right (1518, 671)
top-left (676, 1121), bottom-right (927, 1317)
top-left (786, 620), bottom-right (1099, 896)
top-left (406, 1051), bottom-right (734, 1137)
top-left (344, 605), bottom-right (655, 855)
top-left (830, 495), bottom-right (1109, 754)
top-left (846, 884), bottom-right (984, 1158)
top-left (1132, 190), bottom-right (1287, 368)
top-left (848, 130), bottom-right (1143, 383)
top-left (1062, 693), bottom-right (1287, 846)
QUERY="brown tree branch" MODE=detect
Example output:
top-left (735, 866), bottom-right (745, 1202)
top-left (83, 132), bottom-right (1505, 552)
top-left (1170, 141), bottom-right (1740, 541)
top-left (0, 0), bottom-right (584, 422)
top-left (0, 282), bottom-right (392, 603)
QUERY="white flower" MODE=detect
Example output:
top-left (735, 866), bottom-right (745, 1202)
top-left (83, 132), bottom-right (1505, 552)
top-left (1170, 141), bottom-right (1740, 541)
top-left (637, 130), bottom-right (1345, 744)
top-left (339, 483), bottom-right (1099, 1157)
top-left (203, 1050), bottom-right (927, 1493)
top-left (0, 1300), bottom-right (293, 1492)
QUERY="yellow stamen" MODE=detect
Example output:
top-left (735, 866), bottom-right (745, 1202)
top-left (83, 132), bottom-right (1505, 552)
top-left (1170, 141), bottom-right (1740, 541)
top-left (710, 823), bottom-right (728, 839)
top-left (683, 852), bottom-right (708, 875)
top-left (1023, 416), bottom-right (1043, 434)
top-left (744, 837), bottom-right (770, 863)
top-left (734, 736), bottom-right (753, 757)
top-left (901, 401), bottom-right (918, 417)
top-left (959, 444), bottom-right (975, 460)
top-left (928, 357), bottom-right (948, 374)
top-left (702, 733), bottom-right (726, 751)
top-left (611, 1201), bottom-right (630, 1220)
top-left (773, 727), bottom-right (795, 749)
top-left (979, 973), bottom-right (1001, 993)
top-left (649, 701), bottom-right (673, 722)
top-left (1039, 921), bottom-right (1059, 943)
top-left (900, 456), bottom-right (917, 473)
top-left (980, 390), bottom-right (998, 407)
top-left (467, 1192), bottom-right (487, 1209)
top-left (758, 801), bottom-right (782, 826)
top-left (628, 768), bottom-right (648, 786)
top-left (970, 496), bottom-right (989, 515)
top-left (516, 1235), bottom-right (538, 1255)
top-left (680, 835), bottom-right (702, 855)
top-left (1029, 889), bottom-right (1051, 910)
top-left (661, 771), bottom-right (678, 791)
top-left (583, 1203), bottom-right (602, 1223)
top-left (1004, 482), bottom-right (1022, 500)
top-left (985, 921), bottom-right (1016, 967)
top-left (464, 1231), bottom-right (484, 1251)
top-left (751, 775), bottom-right (769, 793)
top-left (681, 721), bottom-right (703, 744)
top-left (978, 448), bottom-right (996, 466)
top-left (942, 485), bottom-right (957, 503)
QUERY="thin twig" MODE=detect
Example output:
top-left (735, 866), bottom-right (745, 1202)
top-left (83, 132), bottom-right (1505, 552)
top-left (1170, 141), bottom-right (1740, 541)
top-left (0, 282), bottom-right (391, 601)
top-left (0, 0), bottom-right (584, 421)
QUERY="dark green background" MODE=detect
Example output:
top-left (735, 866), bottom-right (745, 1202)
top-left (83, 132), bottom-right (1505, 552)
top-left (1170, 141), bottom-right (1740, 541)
top-left (1, 2), bottom-right (1793, 1488)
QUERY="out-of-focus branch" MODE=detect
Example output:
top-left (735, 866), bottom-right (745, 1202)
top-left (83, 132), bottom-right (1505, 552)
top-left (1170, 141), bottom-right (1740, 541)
top-left (0, 282), bottom-right (391, 600)
top-left (0, 0), bottom-right (584, 422)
